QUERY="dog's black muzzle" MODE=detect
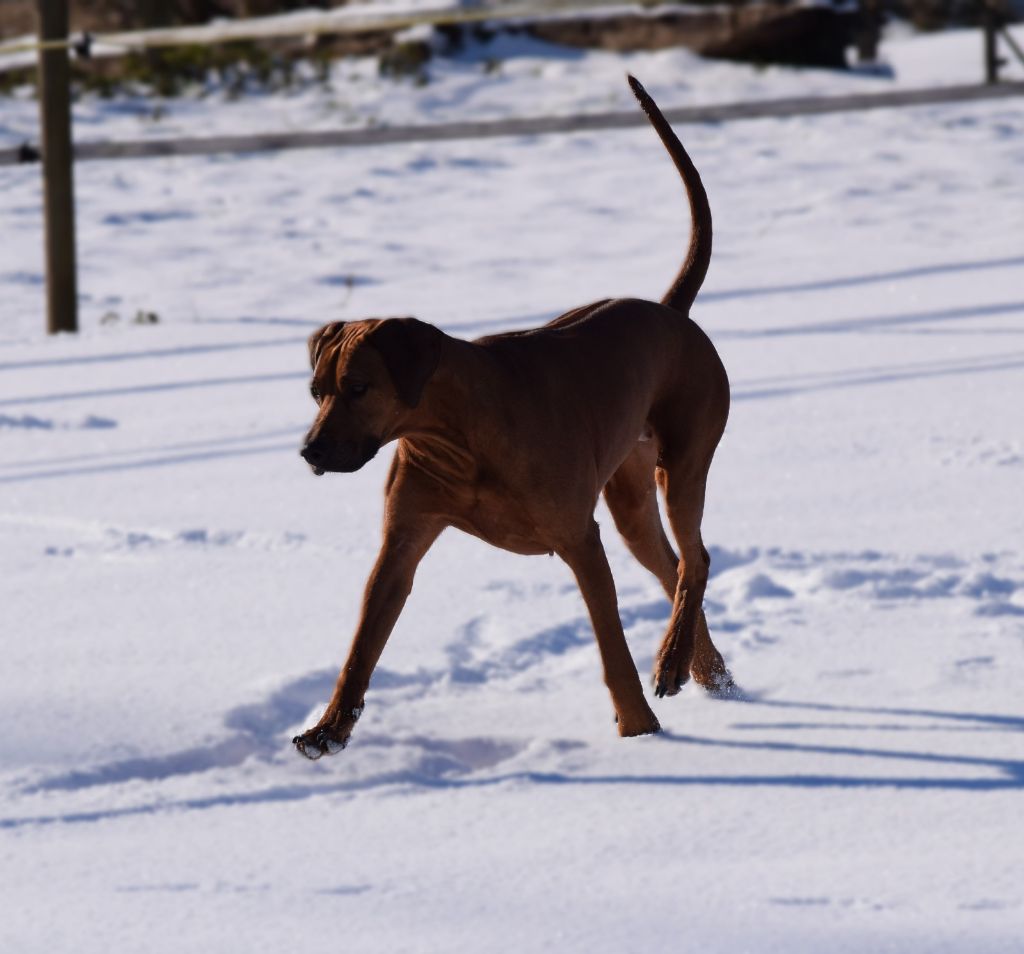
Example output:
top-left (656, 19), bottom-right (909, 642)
top-left (301, 436), bottom-right (380, 475)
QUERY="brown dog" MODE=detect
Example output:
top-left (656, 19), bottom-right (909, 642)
top-left (293, 76), bottom-right (732, 758)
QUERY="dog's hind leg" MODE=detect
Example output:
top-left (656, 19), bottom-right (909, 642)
top-left (559, 521), bottom-right (661, 737)
top-left (651, 444), bottom-right (733, 697)
top-left (651, 457), bottom-right (707, 698)
top-left (603, 440), bottom-right (678, 599)
top-left (690, 606), bottom-right (733, 694)
top-left (607, 443), bottom-right (732, 694)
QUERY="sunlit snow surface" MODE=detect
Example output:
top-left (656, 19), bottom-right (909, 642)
top-left (1, 26), bottom-right (1023, 953)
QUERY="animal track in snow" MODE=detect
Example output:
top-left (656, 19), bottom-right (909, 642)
top-left (41, 523), bottom-right (306, 558)
top-left (0, 413), bottom-right (116, 430)
top-left (709, 546), bottom-right (1023, 619)
top-left (432, 548), bottom-right (1023, 695)
top-left (22, 662), bottom-right (525, 800)
top-left (931, 434), bottom-right (1023, 468)
top-left (14, 546), bottom-right (1020, 811)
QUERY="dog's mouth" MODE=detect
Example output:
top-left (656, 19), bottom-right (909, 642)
top-left (303, 437), bottom-right (381, 476)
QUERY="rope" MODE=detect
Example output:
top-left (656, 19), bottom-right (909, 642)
top-left (0, 0), bottom-right (641, 59)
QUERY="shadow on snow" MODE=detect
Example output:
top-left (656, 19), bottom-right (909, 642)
top-left (6, 693), bottom-right (1022, 830)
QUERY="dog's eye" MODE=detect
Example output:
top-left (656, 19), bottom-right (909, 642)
top-left (349, 382), bottom-right (369, 399)
top-left (310, 384), bottom-right (322, 402)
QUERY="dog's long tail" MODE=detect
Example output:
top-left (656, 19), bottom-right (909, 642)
top-left (627, 75), bottom-right (711, 317)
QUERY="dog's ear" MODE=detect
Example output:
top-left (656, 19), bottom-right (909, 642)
top-left (366, 317), bottom-right (443, 409)
top-left (308, 321), bottom-right (346, 371)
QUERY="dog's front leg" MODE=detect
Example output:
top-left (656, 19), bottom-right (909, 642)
top-left (560, 522), bottom-right (661, 737)
top-left (293, 516), bottom-right (444, 759)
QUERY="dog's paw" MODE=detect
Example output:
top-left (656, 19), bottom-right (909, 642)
top-left (615, 706), bottom-right (662, 738)
top-left (691, 665), bottom-right (737, 697)
top-left (292, 726), bottom-right (349, 760)
top-left (652, 635), bottom-right (694, 699)
top-left (292, 706), bottom-right (363, 760)
top-left (704, 671), bottom-right (739, 698)
top-left (703, 675), bottom-right (751, 701)
top-left (653, 663), bottom-right (690, 699)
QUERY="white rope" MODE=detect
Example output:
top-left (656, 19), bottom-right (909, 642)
top-left (0, 1), bottom-right (650, 58)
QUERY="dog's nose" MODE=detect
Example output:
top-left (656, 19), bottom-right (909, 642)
top-left (301, 440), bottom-right (326, 468)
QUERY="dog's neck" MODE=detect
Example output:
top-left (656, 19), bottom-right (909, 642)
top-left (390, 335), bottom-right (500, 481)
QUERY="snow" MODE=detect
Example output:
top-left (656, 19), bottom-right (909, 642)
top-left (1, 24), bottom-right (1023, 953)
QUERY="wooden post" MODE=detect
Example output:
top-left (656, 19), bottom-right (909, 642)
top-left (36, 0), bottom-right (78, 334)
top-left (983, 3), bottom-right (1000, 85)
top-left (856, 0), bottom-right (881, 64)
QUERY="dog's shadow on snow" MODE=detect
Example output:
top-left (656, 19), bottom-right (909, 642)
top-left (6, 692), bottom-right (1023, 831)
top-left (647, 696), bottom-right (1024, 790)
top-left (456, 697), bottom-right (1024, 794)
top-left (8, 568), bottom-right (1024, 829)
top-left (7, 572), bottom-right (1023, 824)
top-left (17, 597), bottom-right (674, 802)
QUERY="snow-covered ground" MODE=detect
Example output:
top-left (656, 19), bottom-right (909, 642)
top-left (1, 26), bottom-right (1023, 953)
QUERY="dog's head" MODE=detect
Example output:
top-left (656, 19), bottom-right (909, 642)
top-left (301, 317), bottom-right (443, 475)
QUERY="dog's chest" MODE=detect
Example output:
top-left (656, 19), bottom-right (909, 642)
top-left (402, 439), bottom-right (575, 556)
top-left (451, 479), bottom-right (554, 557)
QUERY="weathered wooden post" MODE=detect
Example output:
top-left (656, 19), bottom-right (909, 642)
top-left (856, 0), bottom-right (881, 64)
top-left (982, 1), bottom-right (1000, 84)
top-left (36, 0), bottom-right (78, 334)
